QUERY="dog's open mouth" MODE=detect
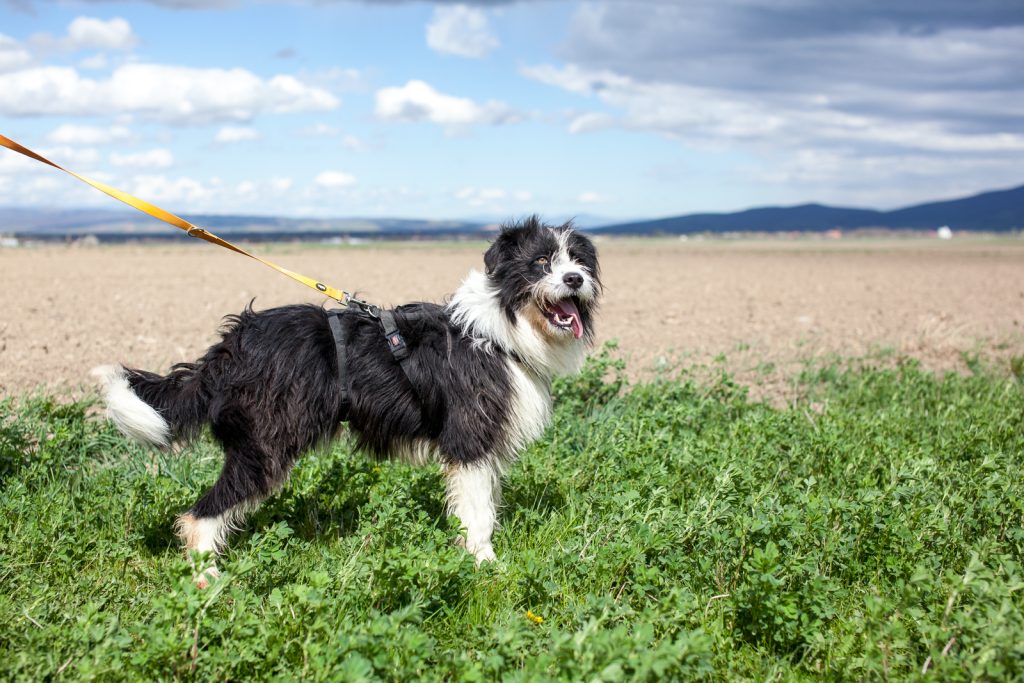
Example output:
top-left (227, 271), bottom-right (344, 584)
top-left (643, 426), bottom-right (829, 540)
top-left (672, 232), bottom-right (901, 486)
top-left (542, 298), bottom-right (583, 339)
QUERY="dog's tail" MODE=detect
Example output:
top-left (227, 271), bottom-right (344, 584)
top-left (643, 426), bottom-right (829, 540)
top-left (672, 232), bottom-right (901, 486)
top-left (92, 363), bottom-right (210, 448)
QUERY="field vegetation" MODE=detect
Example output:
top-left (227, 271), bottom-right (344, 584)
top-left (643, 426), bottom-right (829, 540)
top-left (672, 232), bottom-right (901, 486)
top-left (1, 347), bottom-right (1023, 680)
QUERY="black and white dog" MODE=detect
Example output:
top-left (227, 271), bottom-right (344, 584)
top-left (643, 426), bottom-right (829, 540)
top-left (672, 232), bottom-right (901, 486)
top-left (94, 217), bottom-right (600, 584)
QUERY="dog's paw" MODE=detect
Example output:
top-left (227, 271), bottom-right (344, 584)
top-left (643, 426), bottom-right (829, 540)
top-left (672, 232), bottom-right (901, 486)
top-left (471, 543), bottom-right (497, 566)
top-left (194, 565), bottom-right (221, 590)
top-left (454, 536), bottom-right (498, 566)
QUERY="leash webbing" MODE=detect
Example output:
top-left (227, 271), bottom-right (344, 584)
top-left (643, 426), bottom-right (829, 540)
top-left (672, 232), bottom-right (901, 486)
top-left (0, 133), bottom-right (351, 304)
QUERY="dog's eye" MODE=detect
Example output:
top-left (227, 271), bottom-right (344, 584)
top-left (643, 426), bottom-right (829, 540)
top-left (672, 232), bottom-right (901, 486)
top-left (534, 256), bottom-right (549, 266)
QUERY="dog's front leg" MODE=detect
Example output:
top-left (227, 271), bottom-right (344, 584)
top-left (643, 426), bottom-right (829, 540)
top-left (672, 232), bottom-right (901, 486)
top-left (444, 460), bottom-right (500, 564)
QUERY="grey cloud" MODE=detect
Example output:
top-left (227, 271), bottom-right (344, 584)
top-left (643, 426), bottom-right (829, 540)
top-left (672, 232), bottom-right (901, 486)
top-left (561, 1), bottom-right (1024, 95)
top-left (11, 0), bottom-right (528, 8)
top-left (545, 0), bottom-right (1024, 158)
top-left (517, 1), bottom-right (1024, 202)
top-left (10, 0), bottom-right (236, 9)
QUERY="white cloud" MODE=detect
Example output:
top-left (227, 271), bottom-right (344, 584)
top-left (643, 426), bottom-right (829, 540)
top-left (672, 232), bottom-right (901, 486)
top-left (524, 63), bottom-right (1024, 155)
top-left (476, 188), bottom-right (506, 200)
top-left (47, 124), bottom-right (132, 145)
top-left (266, 73), bottom-right (340, 113)
top-left (0, 168), bottom-right (101, 207)
top-left (342, 135), bottom-right (367, 152)
top-left (743, 150), bottom-right (1024, 209)
top-left (67, 17), bottom-right (137, 51)
top-left (530, 5), bottom-right (1024, 206)
top-left (0, 64), bottom-right (340, 124)
top-left (215, 126), bottom-right (259, 143)
top-left (315, 170), bottom-right (356, 188)
top-left (577, 191), bottom-right (606, 203)
top-left (455, 186), bottom-right (532, 207)
top-left (0, 34), bottom-right (32, 73)
top-left (40, 146), bottom-right (101, 167)
top-left (236, 180), bottom-right (256, 196)
top-left (523, 64), bottom-right (597, 96)
top-left (301, 123), bottom-right (339, 137)
top-left (309, 66), bottom-right (365, 93)
top-left (110, 148), bottom-right (174, 169)
top-left (524, 63), bottom-right (761, 139)
top-left (375, 80), bottom-right (518, 129)
top-left (0, 151), bottom-right (37, 174)
top-left (301, 125), bottom-right (367, 150)
top-left (78, 53), bottom-right (109, 70)
top-left (131, 174), bottom-right (214, 205)
top-left (426, 5), bottom-right (499, 59)
top-left (0, 152), bottom-right (304, 213)
top-left (122, 175), bottom-right (299, 213)
top-left (568, 112), bottom-right (614, 135)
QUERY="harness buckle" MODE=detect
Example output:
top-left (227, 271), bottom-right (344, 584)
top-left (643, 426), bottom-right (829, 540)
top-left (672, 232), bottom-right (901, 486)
top-left (386, 330), bottom-right (407, 354)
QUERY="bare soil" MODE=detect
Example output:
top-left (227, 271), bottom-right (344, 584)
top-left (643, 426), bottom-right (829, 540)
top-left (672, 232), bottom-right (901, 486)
top-left (2, 237), bottom-right (1022, 400)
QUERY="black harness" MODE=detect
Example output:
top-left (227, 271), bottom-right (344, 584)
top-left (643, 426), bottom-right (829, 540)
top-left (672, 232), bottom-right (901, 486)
top-left (325, 305), bottom-right (351, 407)
top-left (326, 301), bottom-right (417, 418)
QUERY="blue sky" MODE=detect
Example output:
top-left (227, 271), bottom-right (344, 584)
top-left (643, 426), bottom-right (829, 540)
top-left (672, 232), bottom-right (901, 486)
top-left (1, 1), bottom-right (1022, 221)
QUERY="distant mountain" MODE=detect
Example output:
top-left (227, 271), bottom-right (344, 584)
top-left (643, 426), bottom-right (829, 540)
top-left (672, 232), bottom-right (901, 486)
top-left (0, 208), bottom-right (149, 233)
top-left (2, 183), bottom-right (1021, 239)
top-left (883, 185), bottom-right (1024, 231)
top-left (594, 184), bottom-right (1024, 234)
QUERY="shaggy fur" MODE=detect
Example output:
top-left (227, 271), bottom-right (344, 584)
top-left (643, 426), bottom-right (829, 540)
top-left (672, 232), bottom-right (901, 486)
top-left (95, 217), bottom-right (601, 576)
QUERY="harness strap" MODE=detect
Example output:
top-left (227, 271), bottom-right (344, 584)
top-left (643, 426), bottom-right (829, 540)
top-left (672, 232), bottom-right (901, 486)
top-left (327, 308), bottom-right (350, 411)
top-left (380, 308), bottom-right (424, 404)
top-left (328, 306), bottom-right (420, 421)
top-left (379, 309), bottom-right (411, 363)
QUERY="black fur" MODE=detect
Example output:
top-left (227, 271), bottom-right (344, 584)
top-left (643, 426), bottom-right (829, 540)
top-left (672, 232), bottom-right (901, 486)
top-left (125, 301), bottom-right (513, 517)
top-left (112, 217), bottom-right (600, 544)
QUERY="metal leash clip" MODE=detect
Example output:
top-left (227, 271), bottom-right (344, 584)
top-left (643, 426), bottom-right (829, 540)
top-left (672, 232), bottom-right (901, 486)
top-left (342, 292), bottom-right (381, 319)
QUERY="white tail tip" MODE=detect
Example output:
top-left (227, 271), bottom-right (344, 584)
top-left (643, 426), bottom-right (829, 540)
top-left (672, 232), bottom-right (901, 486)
top-left (91, 364), bottom-right (171, 448)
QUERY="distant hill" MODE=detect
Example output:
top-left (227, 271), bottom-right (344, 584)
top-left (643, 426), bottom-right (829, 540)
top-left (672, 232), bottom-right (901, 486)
top-left (594, 184), bottom-right (1024, 235)
top-left (2, 183), bottom-right (1021, 239)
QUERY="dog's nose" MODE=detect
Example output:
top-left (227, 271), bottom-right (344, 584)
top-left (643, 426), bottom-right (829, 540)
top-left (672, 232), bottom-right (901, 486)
top-left (562, 272), bottom-right (584, 289)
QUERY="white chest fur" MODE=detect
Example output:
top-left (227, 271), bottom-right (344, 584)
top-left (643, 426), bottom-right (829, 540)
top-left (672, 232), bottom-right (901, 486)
top-left (500, 359), bottom-right (552, 462)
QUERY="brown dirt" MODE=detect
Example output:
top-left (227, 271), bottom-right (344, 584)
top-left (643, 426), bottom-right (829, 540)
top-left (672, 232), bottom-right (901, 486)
top-left (2, 237), bottom-right (1023, 401)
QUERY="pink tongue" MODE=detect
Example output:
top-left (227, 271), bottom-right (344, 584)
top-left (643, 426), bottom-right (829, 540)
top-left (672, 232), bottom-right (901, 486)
top-left (552, 299), bottom-right (583, 339)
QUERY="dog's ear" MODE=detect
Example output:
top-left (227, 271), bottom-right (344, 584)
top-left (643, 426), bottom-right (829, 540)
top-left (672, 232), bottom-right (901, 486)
top-left (484, 228), bottom-right (523, 274)
top-left (483, 236), bottom-right (508, 274)
top-left (484, 216), bottom-right (545, 274)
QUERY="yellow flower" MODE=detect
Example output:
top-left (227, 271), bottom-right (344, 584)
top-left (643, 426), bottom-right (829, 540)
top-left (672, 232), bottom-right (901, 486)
top-left (526, 610), bottom-right (544, 624)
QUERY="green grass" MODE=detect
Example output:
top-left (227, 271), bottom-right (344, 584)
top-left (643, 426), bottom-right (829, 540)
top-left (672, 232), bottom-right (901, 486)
top-left (1, 349), bottom-right (1023, 681)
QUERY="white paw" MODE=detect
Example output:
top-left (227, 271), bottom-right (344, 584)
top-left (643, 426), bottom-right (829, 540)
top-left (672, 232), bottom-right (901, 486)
top-left (470, 543), bottom-right (497, 565)
top-left (194, 565), bottom-right (220, 589)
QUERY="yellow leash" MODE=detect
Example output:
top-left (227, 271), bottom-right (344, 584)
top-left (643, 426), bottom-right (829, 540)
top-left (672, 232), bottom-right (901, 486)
top-left (0, 133), bottom-right (353, 304)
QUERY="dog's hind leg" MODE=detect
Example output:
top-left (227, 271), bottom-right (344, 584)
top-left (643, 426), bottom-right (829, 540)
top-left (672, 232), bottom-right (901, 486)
top-left (444, 459), bottom-right (502, 565)
top-left (176, 445), bottom-right (275, 588)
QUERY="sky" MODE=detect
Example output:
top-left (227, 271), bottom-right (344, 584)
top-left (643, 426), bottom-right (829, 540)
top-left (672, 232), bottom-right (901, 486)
top-left (1, 0), bottom-right (1022, 222)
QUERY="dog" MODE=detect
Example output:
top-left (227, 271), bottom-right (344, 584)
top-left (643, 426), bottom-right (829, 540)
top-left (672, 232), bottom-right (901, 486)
top-left (93, 217), bottom-right (600, 584)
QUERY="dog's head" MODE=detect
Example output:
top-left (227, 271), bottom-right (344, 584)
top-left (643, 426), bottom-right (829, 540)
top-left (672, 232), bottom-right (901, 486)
top-left (483, 216), bottom-right (601, 344)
